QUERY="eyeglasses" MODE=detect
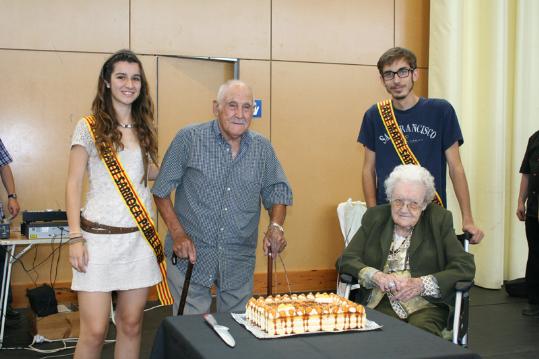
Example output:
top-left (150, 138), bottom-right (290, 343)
top-left (382, 67), bottom-right (415, 81)
top-left (390, 198), bottom-right (423, 212)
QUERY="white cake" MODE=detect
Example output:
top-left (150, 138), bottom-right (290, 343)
top-left (245, 292), bottom-right (366, 335)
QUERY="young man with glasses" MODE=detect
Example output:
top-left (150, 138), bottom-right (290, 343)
top-left (357, 47), bottom-right (484, 244)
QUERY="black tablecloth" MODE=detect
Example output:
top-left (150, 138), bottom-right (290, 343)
top-left (150, 309), bottom-right (480, 359)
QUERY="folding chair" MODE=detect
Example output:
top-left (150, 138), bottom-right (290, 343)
top-left (452, 233), bottom-right (473, 347)
top-left (335, 199), bottom-right (367, 298)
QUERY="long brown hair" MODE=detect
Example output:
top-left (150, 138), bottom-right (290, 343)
top-left (91, 49), bottom-right (158, 185)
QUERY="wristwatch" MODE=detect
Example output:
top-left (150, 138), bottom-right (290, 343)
top-left (7, 193), bottom-right (17, 199)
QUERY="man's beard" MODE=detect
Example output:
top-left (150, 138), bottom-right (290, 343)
top-left (389, 80), bottom-right (415, 100)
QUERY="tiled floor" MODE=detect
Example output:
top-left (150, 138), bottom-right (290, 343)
top-left (466, 287), bottom-right (539, 358)
top-left (1, 287), bottom-right (538, 358)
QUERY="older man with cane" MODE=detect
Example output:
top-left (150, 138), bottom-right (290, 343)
top-left (153, 80), bottom-right (293, 315)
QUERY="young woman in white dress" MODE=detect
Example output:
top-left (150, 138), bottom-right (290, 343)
top-left (66, 50), bottom-right (160, 358)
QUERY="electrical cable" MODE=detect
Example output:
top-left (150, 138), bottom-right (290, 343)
top-left (49, 228), bottom-right (67, 289)
top-left (0, 333), bottom-right (115, 355)
top-left (276, 253), bottom-right (292, 295)
top-left (1, 229), bottom-right (70, 287)
top-left (1, 223), bottom-right (171, 356)
top-left (0, 234), bottom-right (39, 285)
top-left (0, 302), bottom-right (166, 355)
top-left (144, 303), bottom-right (165, 312)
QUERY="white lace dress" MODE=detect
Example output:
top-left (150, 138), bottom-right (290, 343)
top-left (70, 119), bottom-right (161, 292)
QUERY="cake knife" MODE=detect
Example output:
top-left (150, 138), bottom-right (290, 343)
top-left (203, 314), bottom-right (236, 348)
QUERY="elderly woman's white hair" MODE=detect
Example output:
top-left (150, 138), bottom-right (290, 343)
top-left (384, 164), bottom-right (436, 205)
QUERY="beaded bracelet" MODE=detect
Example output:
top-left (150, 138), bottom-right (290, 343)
top-left (269, 222), bottom-right (284, 233)
top-left (69, 236), bottom-right (86, 245)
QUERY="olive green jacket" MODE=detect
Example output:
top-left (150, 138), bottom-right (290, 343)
top-left (337, 203), bottom-right (475, 309)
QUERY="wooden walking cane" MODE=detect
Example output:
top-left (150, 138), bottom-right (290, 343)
top-left (267, 252), bottom-right (273, 296)
top-left (172, 254), bottom-right (194, 315)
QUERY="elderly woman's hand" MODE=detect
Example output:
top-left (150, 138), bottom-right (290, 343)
top-left (372, 271), bottom-right (401, 292)
top-left (392, 277), bottom-right (423, 301)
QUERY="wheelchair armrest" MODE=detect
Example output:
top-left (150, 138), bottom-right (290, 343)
top-left (455, 280), bottom-right (474, 292)
top-left (339, 273), bottom-right (357, 284)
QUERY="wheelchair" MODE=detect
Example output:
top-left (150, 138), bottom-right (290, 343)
top-left (335, 199), bottom-right (473, 347)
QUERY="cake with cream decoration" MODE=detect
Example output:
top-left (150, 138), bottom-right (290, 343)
top-left (245, 292), bottom-right (366, 335)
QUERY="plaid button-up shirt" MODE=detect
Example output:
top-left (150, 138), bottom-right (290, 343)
top-left (0, 138), bottom-right (13, 168)
top-left (152, 120), bottom-right (293, 289)
top-left (0, 138), bottom-right (13, 219)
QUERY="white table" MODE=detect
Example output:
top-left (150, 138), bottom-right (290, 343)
top-left (0, 232), bottom-right (69, 348)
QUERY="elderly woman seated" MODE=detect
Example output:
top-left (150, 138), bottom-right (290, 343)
top-left (338, 164), bottom-right (475, 336)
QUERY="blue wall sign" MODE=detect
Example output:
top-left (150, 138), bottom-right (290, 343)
top-left (253, 99), bottom-right (262, 118)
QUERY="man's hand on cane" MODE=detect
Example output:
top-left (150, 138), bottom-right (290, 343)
top-left (171, 229), bottom-right (196, 264)
top-left (263, 223), bottom-right (286, 256)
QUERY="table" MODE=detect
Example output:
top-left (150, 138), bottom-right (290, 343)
top-left (0, 232), bottom-right (69, 348)
top-left (150, 309), bottom-right (481, 359)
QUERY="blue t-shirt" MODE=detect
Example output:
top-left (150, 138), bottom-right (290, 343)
top-left (357, 97), bottom-right (464, 206)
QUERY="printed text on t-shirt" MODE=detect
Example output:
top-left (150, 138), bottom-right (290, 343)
top-left (378, 123), bottom-right (437, 144)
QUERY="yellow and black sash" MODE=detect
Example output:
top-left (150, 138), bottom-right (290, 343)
top-left (84, 115), bottom-right (173, 305)
top-left (377, 100), bottom-right (444, 207)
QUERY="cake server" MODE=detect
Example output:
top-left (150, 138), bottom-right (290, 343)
top-left (203, 314), bottom-right (236, 347)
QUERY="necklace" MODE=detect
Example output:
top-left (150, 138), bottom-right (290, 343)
top-left (118, 123), bottom-right (135, 129)
top-left (388, 226), bottom-right (414, 273)
top-left (394, 225), bottom-right (413, 238)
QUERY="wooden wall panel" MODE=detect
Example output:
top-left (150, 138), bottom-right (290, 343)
top-left (272, 0), bottom-right (394, 64)
top-left (0, 51), bottom-right (158, 286)
top-left (234, 60), bottom-right (273, 272)
top-left (0, 51), bottom-right (106, 284)
top-left (395, 0), bottom-right (431, 68)
top-left (131, 0), bottom-right (271, 59)
top-left (155, 57), bottom-right (234, 238)
top-left (0, 0), bottom-right (129, 52)
top-left (156, 57), bottom-right (234, 155)
top-left (0, 51), bottom-right (106, 220)
top-left (139, 55), bottom-right (159, 104)
top-left (413, 68), bottom-right (429, 97)
top-left (238, 60), bottom-right (271, 138)
top-left (12, 268), bottom-right (338, 307)
top-left (270, 61), bottom-right (388, 270)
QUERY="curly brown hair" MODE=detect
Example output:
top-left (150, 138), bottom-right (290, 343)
top-left (91, 49), bottom-right (157, 185)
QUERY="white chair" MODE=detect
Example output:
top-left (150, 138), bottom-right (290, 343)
top-left (337, 198), bottom-right (367, 247)
top-left (336, 199), bottom-right (367, 298)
